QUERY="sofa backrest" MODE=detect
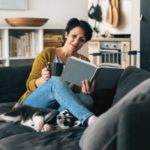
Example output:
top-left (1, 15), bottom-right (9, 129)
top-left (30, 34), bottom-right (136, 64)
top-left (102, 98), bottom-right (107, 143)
top-left (112, 66), bottom-right (150, 105)
top-left (0, 66), bottom-right (31, 103)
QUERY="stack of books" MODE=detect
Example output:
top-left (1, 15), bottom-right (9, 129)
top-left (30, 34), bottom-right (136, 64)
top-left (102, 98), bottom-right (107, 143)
top-left (44, 33), bottom-right (64, 47)
top-left (9, 31), bottom-right (38, 57)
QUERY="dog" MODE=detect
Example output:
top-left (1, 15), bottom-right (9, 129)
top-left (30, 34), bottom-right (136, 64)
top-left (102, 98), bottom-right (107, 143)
top-left (56, 110), bottom-right (81, 129)
top-left (0, 105), bottom-right (59, 132)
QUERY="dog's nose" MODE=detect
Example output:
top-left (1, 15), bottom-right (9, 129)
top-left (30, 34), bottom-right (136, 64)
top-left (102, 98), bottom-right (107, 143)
top-left (31, 123), bottom-right (34, 126)
top-left (57, 116), bottom-right (61, 120)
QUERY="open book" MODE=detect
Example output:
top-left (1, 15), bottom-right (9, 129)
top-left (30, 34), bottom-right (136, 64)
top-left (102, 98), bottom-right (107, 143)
top-left (61, 56), bottom-right (123, 88)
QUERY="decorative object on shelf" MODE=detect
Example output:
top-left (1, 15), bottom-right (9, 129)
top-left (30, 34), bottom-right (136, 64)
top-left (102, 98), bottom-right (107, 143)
top-left (88, 0), bottom-right (102, 35)
top-left (108, 0), bottom-right (119, 28)
top-left (5, 17), bottom-right (49, 27)
top-left (88, 2), bottom-right (102, 22)
top-left (0, 0), bottom-right (28, 10)
top-left (107, 0), bottom-right (112, 24)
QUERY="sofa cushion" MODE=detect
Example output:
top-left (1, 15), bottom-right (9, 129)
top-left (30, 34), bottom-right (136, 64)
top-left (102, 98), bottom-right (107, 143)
top-left (112, 66), bottom-right (150, 105)
top-left (0, 66), bottom-right (31, 103)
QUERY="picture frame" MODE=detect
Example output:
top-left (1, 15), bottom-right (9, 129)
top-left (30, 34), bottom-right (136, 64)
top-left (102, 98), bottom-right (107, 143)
top-left (0, 0), bottom-right (28, 10)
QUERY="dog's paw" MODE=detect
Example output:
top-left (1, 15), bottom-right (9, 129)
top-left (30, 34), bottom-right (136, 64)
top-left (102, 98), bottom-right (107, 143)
top-left (41, 123), bottom-right (52, 132)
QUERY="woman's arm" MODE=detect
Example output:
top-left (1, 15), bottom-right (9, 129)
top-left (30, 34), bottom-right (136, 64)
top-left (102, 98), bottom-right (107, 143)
top-left (26, 47), bottom-right (55, 92)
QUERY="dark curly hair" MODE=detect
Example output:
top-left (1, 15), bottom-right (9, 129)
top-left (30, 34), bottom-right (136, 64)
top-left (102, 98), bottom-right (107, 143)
top-left (65, 18), bottom-right (93, 42)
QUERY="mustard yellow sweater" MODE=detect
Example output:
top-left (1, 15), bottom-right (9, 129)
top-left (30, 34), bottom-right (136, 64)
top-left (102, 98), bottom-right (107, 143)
top-left (17, 47), bottom-right (89, 104)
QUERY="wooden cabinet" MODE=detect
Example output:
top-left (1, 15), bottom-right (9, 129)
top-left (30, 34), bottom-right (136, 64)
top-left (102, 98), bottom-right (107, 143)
top-left (88, 37), bottom-right (131, 68)
top-left (0, 27), bottom-right (64, 66)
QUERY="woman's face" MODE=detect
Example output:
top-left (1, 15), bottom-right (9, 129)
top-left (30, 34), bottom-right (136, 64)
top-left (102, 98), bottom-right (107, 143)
top-left (65, 26), bottom-right (86, 53)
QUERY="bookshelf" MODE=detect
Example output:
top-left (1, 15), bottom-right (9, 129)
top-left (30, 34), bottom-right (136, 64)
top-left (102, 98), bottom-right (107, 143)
top-left (0, 27), bottom-right (64, 67)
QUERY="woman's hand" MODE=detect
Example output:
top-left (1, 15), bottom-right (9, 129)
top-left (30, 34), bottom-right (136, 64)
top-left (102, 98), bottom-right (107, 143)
top-left (81, 80), bottom-right (95, 94)
top-left (41, 63), bottom-right (51, 81)
top-left (35, 62), bottom-right (51, 87)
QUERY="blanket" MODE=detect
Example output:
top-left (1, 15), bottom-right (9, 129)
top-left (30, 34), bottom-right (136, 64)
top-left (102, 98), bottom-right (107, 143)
top-left (0, 102), bottom-right (84, 150)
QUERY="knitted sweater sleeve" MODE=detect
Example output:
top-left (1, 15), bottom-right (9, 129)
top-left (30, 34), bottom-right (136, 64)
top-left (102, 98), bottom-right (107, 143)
top-left (26, 47), bottom-right (55, 92)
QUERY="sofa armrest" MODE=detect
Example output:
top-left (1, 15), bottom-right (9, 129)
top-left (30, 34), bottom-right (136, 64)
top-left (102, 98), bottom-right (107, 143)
top-left (0, 66), bottom-right (31, 103)
top-left (118, 101), bottom-right (150, 150)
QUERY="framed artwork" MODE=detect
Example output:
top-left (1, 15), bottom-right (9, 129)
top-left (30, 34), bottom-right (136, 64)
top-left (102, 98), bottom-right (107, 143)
top-left (0, 0), bottom-right (28, 10)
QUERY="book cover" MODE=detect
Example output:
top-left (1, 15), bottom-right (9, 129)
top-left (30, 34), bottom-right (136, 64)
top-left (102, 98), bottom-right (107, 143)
top-left (61, 56), bottom-right (123, 88)
top-left (61, 56), bottom-right (99, 86)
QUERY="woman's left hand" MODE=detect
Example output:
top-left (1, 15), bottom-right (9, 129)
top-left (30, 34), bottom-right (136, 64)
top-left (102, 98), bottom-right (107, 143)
top-left (81, 80), bottom-right (95, 94)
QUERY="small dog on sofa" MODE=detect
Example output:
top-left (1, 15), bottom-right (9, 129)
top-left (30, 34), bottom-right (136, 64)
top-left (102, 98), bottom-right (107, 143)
top-left (0, 105), bottom-right (59, 132)
top-left (0, 105), bottom-right (81, 132)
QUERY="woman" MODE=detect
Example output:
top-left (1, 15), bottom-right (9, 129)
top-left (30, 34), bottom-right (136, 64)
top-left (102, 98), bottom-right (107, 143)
top-left (14, 18), bottom-right (97, 126)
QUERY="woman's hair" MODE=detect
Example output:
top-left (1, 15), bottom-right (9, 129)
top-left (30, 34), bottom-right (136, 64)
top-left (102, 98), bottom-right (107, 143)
top-left (65, 18), bottom-right (93, 42)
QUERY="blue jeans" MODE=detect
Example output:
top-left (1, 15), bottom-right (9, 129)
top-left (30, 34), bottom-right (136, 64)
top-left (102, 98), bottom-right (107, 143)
top-left (22, 76), bottom-right (94, 124)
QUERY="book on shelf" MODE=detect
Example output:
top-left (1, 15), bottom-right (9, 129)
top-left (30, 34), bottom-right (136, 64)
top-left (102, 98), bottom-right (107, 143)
top-left (44, 33), bottom-right (63, 40)
top-left (44, 39), bottom-right (64, 43)
top-left (9, 31), bottom-right (37, 57)
top-left (61, 56), bottom-right (123, 89)
top-left (44, 42), bottom-right (63, 47)
top-left (44, 33), bottom-right (64, 48)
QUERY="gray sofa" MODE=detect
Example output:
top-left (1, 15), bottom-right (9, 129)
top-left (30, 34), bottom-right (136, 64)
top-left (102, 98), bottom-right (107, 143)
top-left (0, 65), bottom-right (150, 150)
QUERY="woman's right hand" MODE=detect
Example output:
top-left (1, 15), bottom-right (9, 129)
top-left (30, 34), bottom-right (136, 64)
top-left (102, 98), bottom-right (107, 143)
top-left (35, 62), bottom-right (51, 87)
top-left (41, 64), bottom-right (51, 81)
